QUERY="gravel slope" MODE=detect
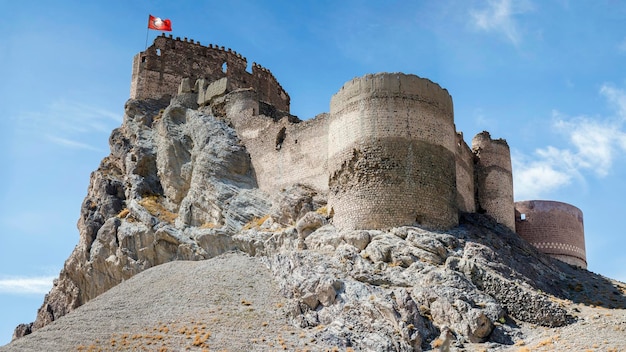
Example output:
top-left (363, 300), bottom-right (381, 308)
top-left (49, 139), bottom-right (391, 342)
top-left (2, 251), bottom-right (625, 351)
top-left (0, 252), bottom-right (330, 352)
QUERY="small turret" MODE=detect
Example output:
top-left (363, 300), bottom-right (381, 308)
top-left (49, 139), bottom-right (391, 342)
top-left (472, 131), bottom-right (515, 230)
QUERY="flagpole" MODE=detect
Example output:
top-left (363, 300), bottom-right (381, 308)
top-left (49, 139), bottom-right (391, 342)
top-left (144, 18), bottom-right (150, 50)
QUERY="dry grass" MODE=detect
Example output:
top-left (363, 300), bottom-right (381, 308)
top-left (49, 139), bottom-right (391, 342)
top-left (243, 214), bottom-right (270, 230)
top-left (74, 319), bottom-right (219, 351)
top-left (431, 338), bottom-right (444, 348)
top-left (200, 221), bottom-right (220, 229)
top-left (315, 206), bottom-right (328, 216)
top-left (139, 195), bottom-right (178, 223)
top-left (153, 109), bottom-right (165, 122)
top-left (116, 208), bottom-right (129, 218)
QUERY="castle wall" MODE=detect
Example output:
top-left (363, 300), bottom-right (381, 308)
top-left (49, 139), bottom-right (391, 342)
top-left (131, 35), bottom-right (290, 112)
top-left (327, 73), bottom-right (458, 230)
top-left (130, 38), bottom-right (590, 251)
top-left (224, 90), bottom-right (329, 194)
top-left (514, 200), bottom-right (587, 268)
top-left (456, 133), bottom-right (476, 213)
top-left (472, 132), bottom-right (515, 230)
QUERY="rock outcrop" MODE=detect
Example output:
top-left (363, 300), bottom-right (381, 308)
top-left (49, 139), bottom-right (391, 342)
top-left (10, 90), bottom-right (626, 351)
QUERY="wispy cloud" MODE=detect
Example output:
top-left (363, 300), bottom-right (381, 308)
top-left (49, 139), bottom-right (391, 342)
top-left (512, 153), bottom-right (573, 200)
top-left (470, 0), bottom-right (532, 45)
top-left (0, 276), bottom-right (55, 295)
top-left (513, 84), bottom-right (626, 199)
top-left (46, 135), bottom-right (104, 152)
top-left (15, 100), bottom-right (120, 151)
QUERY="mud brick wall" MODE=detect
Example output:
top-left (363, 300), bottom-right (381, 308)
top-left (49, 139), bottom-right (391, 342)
top-left (472, 131), bottom-right (515, 230)
top-left (327, 73), bottom-right (458, 230)
top-left (515, 200), bottom-right (587, 268)
top-left (456, 132), bottom-right (476, 213)
top-left (131, 35), bottom-right (289, 112)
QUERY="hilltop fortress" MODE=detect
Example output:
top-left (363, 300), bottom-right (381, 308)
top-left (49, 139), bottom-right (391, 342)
top-left (131, 34), bottom-right (587, 268)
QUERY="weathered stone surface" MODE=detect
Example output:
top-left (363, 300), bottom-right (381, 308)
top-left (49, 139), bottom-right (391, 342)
top-left (12, 88), bottom-right (625, 351)
top-left (270, 184), bottom-right (325, 226)
top-left (196, 77), bottom-right (231, 106)
top-left (295, 211), bottom-right (327, 239)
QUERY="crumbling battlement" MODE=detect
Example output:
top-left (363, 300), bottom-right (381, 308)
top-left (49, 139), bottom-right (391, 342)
top-left (129, 40), bottom-right (587, 266)
top-left (472, 131), bottom-right (515, 230)
top-left (212, 72), bottom-right (585, 266)
top-left (130, 35), bottom-right (289, 111)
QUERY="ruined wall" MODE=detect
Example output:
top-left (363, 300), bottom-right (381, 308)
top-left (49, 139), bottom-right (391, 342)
top-left (327, 73), bottom-right (458, 230)
top-left (131, 34), bottom-right (289, 112)
top-left (127, 36), bottom-right (592, 254)
top-left (472, 132), bottom-right (515, 230)
top-left (456, 132), bottom-right (476, 213)
top-left (515, 200), bottom-right (587, 268)
top-left (224, 90), bottom-right (329, 194)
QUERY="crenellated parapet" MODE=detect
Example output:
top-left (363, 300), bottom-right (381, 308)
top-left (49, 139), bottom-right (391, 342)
top-left (130, 34), bottom-right (289, 112)
top-left (128, 36), bottom-right (588, 266)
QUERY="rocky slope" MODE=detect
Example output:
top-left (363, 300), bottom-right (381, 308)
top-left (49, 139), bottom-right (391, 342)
top-left (6, 91), bottom-right (626, 351)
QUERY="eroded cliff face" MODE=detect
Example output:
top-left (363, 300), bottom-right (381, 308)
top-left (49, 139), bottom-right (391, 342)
top-left (19, 93), bottom-right (273, 335)
top-left (13, 92), bottom-right (626, 351)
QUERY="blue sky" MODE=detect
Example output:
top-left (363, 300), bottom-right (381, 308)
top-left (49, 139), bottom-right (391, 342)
top-left (2, 0), bottom-right (626, 345)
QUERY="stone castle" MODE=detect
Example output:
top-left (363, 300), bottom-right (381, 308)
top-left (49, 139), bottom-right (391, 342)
top-left (130, 34), bottom-right (587, 268)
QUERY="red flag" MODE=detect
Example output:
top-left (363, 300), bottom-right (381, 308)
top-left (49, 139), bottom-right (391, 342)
top-left (148, 15), bottom-right (172, 31)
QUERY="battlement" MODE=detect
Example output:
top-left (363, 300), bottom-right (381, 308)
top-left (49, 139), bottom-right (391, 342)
top-left (130, 34), bottom-right (289, 112)
top-left (128, 37), bottom-right (588, 266)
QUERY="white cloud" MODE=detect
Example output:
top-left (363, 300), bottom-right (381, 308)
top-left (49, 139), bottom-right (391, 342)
top-left (46, 135), bottom-right (103, 152)
top-left (470, 0), bottom-right (532, 45)
top-left (600, 84), bottom-right (626, 118)
top-left (512, 154), bottom-right (572, 200)
top-left (0, 276), bottom-right (55, 295)
top-left (14, 100), bottom-right (120, 151)
top-left (513, 85), bottom-right (626, 199)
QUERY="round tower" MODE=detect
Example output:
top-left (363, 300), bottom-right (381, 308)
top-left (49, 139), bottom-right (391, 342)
top-left (515, 200), bottom-right (587, 268)
top-left (327, 73), bottom-right (458, 230)
top-left (472, 131), bottom-right (515, 230)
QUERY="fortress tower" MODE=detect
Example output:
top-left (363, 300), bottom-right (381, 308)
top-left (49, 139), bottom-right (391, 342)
top-left (327, 73), bottom-right (458, 230)
top-left (127, 38), bottom-right (587, 266)
top-left (515, 201), bottom-right (587, 268)
top-left (472, 132), bottom-right (515, 231)
top-left (130, 34), bottom-right (290, 112)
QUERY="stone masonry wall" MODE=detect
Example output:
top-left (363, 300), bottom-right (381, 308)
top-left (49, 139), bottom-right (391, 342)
top-left (515, 200), bottom-right (587, 268)
top-left (224, 90), bottom-right (329, 194)
top-left (327, 73), bottom-right (458, 230)
top-left (456, 132), bottom-right (476, 213)
top-left (472, 131), bottom-right (515, 230)
top-left (126, 36), bottom-right (591, 263)
top-left (131, 35), bottom-right (289, 111)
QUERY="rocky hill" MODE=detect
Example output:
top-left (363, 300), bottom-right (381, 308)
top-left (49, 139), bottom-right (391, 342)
top-left (3, 90), bottom-right (626, 351)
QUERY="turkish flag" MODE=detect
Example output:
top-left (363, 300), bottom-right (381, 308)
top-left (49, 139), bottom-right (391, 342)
top-left (148, 15), bottom-right (172, 31)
